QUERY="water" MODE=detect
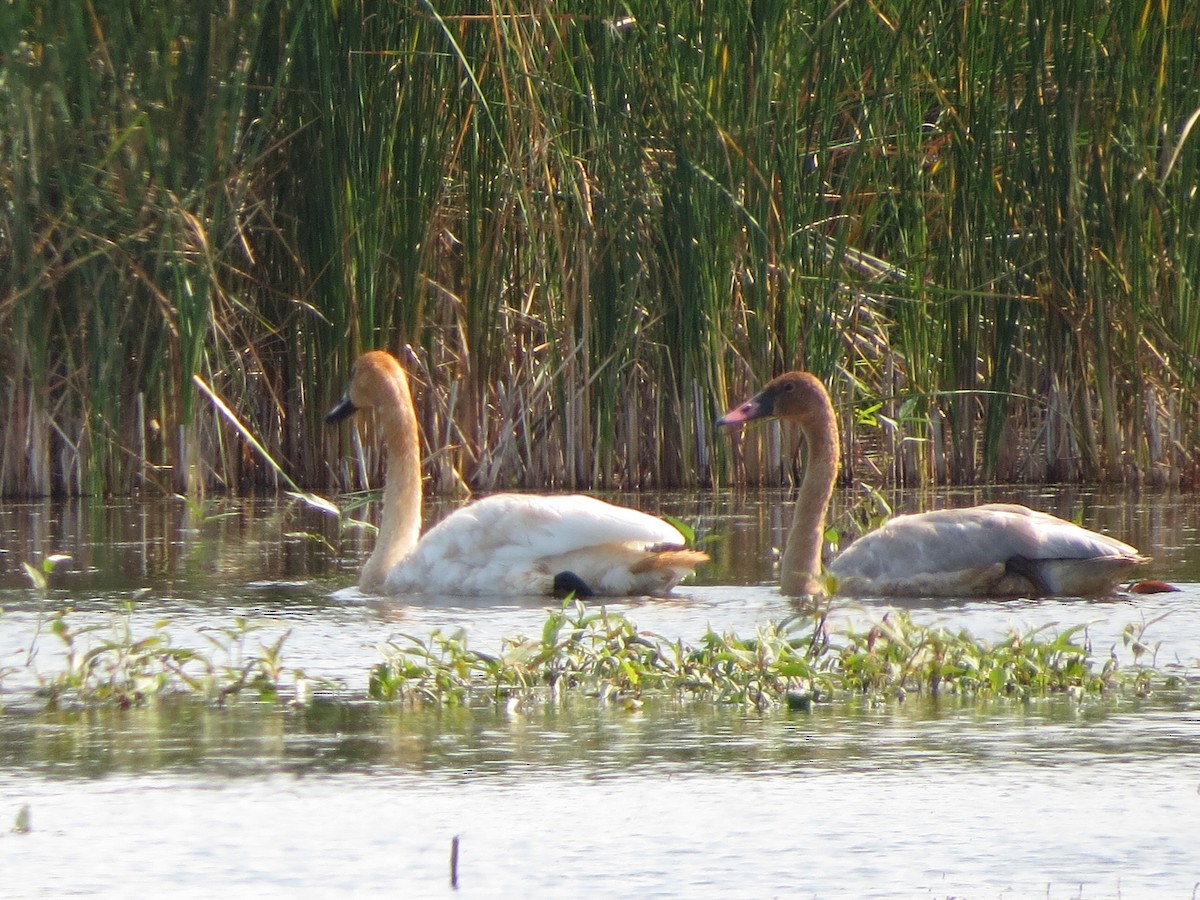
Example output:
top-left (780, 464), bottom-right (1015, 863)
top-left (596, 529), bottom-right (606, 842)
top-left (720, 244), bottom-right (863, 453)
top-left (1, 489), bottom-right (1199, 898)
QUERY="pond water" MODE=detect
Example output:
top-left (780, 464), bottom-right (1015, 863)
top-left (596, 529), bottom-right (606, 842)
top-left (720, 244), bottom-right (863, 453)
top-left (1, 488), bottom-right (1199, 898)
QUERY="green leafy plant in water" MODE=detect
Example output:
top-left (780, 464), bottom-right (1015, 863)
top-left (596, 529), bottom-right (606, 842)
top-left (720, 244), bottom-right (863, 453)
top-left (16, 553), bottom-right (321, 709)
top-left (369, 627), bottom-right (479, 706)
top-left (331, 490), bottom-right (383, 537)
top-left (688, 616), bottom-right (831, 707)
top-left (31, 606), bottom-right (299, 709)
top-left (370, 600), bottom-right (832, 709)
top-left (836, 483), bottom-right (894, 549)
top-left (834, 613), bottom-right (1129, 702)
top-left (20, 553), bottom-right (72, 592)
top-left (198, 618), bottom-right (296, 703)
top-left (367, 600), bottom-right (1180, 710)
top-left (19, 552), bottom-right (74, 676)
top-left (37, 606), bottom-right (199, 709)
top-left (659, 514), bottom-right (697, 545)
top-left (176, 494), bottom-right (239, 525)
top-left (1120, 612), bottom-right (1173, 696)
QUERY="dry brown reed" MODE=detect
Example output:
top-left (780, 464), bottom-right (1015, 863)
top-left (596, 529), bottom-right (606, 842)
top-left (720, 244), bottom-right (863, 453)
top-left (1, 1), bottom-right (1198, 497)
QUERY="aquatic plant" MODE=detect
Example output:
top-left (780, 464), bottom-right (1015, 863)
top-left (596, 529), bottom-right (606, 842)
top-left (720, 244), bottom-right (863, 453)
top-left (12, 805), bottom-right (31, 835)
top-left (4, 594), bottom-right (1186, 712)
top-left (28, 607), bottom-right (301, 709)
top-left (368, 599), bottom-right (1183, 709)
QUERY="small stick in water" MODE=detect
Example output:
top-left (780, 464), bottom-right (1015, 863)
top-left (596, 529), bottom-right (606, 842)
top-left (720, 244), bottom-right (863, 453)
top-left (450, 834), bottom-right (460, 889)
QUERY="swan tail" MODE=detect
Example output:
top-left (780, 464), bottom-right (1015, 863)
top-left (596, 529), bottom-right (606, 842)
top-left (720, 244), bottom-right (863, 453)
top-left (630, 549), bottom-right (710, 574)
top-left (623, 548), bottom-right (709, 595)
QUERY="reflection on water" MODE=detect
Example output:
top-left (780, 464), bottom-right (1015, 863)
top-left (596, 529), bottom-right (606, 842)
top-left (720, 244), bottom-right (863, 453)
top-left (6, 485), bottom-right (1200, 594)
top-left (2, 694), bottom-right (1199, 898)
top-left (1, 490), bottom-right (1200, 897)
top-left (2, 692), bottom-right (1197, 778)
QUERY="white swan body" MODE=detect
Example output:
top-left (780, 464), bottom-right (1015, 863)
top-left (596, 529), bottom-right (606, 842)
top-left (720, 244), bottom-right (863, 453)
top-left (327, 351), bottom-right (707, 597)
top-left (718, 372), bottom-right (1148, 598)
top-left (380, 492), bottom-right (699, 596)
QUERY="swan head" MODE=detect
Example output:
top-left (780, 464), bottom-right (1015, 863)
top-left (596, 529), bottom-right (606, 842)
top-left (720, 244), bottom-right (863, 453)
top-left (716, 371), bottom-right (833, 430)
top-left (326, 351), bottom-right (409, 423)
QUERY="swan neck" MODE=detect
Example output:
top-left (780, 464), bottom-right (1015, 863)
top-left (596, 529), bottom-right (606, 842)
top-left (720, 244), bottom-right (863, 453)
top-left (360, 376), bottom-right (423, 592)
top-left (782, 407), bottom-right (839, 596)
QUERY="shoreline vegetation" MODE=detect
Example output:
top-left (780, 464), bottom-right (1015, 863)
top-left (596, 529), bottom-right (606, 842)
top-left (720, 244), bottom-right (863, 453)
top-left (2, 2), bottom-right (1199, 498)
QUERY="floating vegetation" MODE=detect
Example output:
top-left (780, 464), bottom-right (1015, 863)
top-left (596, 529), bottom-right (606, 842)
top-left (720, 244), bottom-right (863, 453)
top-left (12, 804), bottom-right (31, 835)
top-left (368, 600), bottom-right (1183, 710)
top-left (21, 607), bottom-right (304, 710)
top-left (9, 553), bottom-right (312, 709)
top-left (3, 594), bottom-right (1187, 712)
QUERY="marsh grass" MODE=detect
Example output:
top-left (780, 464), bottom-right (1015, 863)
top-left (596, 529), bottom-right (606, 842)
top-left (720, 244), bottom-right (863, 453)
top-left (2, 1), bottom-right (1199, 496)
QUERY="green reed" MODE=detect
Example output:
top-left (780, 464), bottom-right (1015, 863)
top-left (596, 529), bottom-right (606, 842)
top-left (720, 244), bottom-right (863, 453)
top-left (1, 1), bottom-right (1198, 496)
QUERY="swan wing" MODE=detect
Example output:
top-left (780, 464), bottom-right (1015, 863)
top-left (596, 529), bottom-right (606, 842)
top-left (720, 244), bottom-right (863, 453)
top-left (1008, 505), bottom-right (1142, 559)
top-left (416, 493), bottom-right (688, 557)
top-left (829, 503), bottom-right (1145, 597)
top-left (385, 494), bottom-right (699, 596)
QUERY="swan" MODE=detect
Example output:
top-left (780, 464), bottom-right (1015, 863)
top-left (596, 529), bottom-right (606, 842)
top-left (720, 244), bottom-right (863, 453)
top-left (717, 371), bottom-right (1148, 598)
top-left (326, 350), bottom-right (708, 597)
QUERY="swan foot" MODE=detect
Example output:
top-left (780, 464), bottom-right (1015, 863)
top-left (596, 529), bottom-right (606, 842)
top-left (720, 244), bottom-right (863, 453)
top-left (553, 571), bottom-right (595, 599)
top-left (1128, 579), bottom-right (1180, 594)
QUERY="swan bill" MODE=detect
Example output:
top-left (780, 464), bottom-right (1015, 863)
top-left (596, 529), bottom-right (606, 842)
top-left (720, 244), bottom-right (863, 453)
top-left (715, 393), bottom-right (773, 427)
top-left (325, 395), bottom-right (357, 423)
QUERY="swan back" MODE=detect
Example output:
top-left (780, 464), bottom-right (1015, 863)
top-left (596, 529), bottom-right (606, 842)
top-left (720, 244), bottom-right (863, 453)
top-left (384, 493), bottom-right (707, 596)
top-left (829, 503), bottom-right (1147, 597)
